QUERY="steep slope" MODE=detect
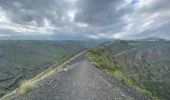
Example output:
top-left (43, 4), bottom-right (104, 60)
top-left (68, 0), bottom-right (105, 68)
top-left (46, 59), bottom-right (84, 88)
top-left (102, 40), bottom-right (170, 100)
top-left (2, 52), bottom-right (148, 100)
top-left (0, 40), bottom-right (88, 97)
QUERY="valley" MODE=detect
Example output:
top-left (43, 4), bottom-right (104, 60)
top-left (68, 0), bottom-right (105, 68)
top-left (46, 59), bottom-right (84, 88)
top-left (0, 40), bottom-right (89, 97)
top-left (0, 39), bottom-right (170, 100)
top-left (100, 39), bottom-right (170, 100)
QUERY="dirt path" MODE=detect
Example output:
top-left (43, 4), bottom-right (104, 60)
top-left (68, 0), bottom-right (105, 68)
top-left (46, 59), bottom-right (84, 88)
top-left (5, 54), bottom-right (148, 100)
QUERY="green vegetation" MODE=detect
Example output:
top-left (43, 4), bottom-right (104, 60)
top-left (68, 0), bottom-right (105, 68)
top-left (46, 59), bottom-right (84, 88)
top-left (113, 41), bottom-right (170, 100)
top-left (95, 40), bottom-right (170, 100)
top-left (101, 40), bottom-right (139, 56)
top-left (87, 48), bottom-right (119, 71)
top-left (87, 48), bottom-right (158, 100)
top-left (0, 40), bottom-right (89, 97)
top-left (1, 50), bottom-right (85, 100)
top-left (1, 39), bottom-right (169, 99)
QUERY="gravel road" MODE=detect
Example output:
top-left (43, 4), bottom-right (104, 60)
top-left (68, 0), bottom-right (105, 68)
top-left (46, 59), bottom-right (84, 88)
top-left (5, 54), bottom-right (149, 100)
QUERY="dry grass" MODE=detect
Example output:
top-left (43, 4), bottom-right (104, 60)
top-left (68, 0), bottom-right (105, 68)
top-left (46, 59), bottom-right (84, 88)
top-left (20, 80), bottom-right (36, 94)
top-left (1, 50), bottom-right (86, 100)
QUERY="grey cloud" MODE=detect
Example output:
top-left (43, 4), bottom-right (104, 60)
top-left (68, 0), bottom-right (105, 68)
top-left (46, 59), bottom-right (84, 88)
top-left (119, 0), bottom-right (170, 40)
top-left (0, 0), bottom-right (130, 36)
top-left (0, 0), bottom-right (68, 27)
top-left (0, 0), bottom-right (170, 40)
top-left (74, 0), bottom-right (128, 26)
top-left (138, 0), bottom-right (170, 13)
top-left (124, 21), bottom-right (170, 40)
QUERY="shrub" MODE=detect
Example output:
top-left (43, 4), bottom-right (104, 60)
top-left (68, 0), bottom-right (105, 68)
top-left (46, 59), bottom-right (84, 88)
top-left (20, 80), bottom-right (36, 94)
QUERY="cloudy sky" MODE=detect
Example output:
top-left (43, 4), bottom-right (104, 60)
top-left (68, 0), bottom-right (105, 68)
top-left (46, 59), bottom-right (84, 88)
top-left (0, 0), bottom-right (170, 40)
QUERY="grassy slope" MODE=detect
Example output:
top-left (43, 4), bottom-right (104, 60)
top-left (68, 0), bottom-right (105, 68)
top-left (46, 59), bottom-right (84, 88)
top-left (114, 41), bottom-right (170, 100)
top-left (96, 40), bottom-right (170, 100)
top-left (87, 48), bottom-right (158, 100)
top-left (1, 51), bottom-right (86, 100)
top-left (89, 40), bottom-right (167, 100)
top-left (0, 40), bottom-right (87, 97)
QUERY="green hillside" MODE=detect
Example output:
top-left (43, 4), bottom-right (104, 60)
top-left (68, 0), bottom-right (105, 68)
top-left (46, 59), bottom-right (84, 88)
top-left (0, 40), bottom-right (88, 97)
top-left (1, 39), bottom-right (170, 100)
top-left (100, 40), bottom-right (170, 100)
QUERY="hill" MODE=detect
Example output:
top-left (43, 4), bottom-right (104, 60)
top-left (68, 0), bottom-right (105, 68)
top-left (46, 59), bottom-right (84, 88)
top-left (0, 40), bottom-right (92, 97)
top-left (99, 39), bottom-right (170, 100)
top-left (1, 39), bottom-right (170, 100)
top-left (1, 51), bottom-right (149, 100)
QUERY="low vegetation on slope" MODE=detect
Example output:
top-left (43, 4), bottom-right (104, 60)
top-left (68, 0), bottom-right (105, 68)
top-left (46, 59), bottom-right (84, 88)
top-left (114, 41), bottom-right (170, 100)
top-left (87, 48), bottom-right (158, 100)
top-left (19, 80), bottom-right (36, 94)
top-left (98, 39), bottom-right (170, 100)
top-left (0, 40), bottom-right (89, 97)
